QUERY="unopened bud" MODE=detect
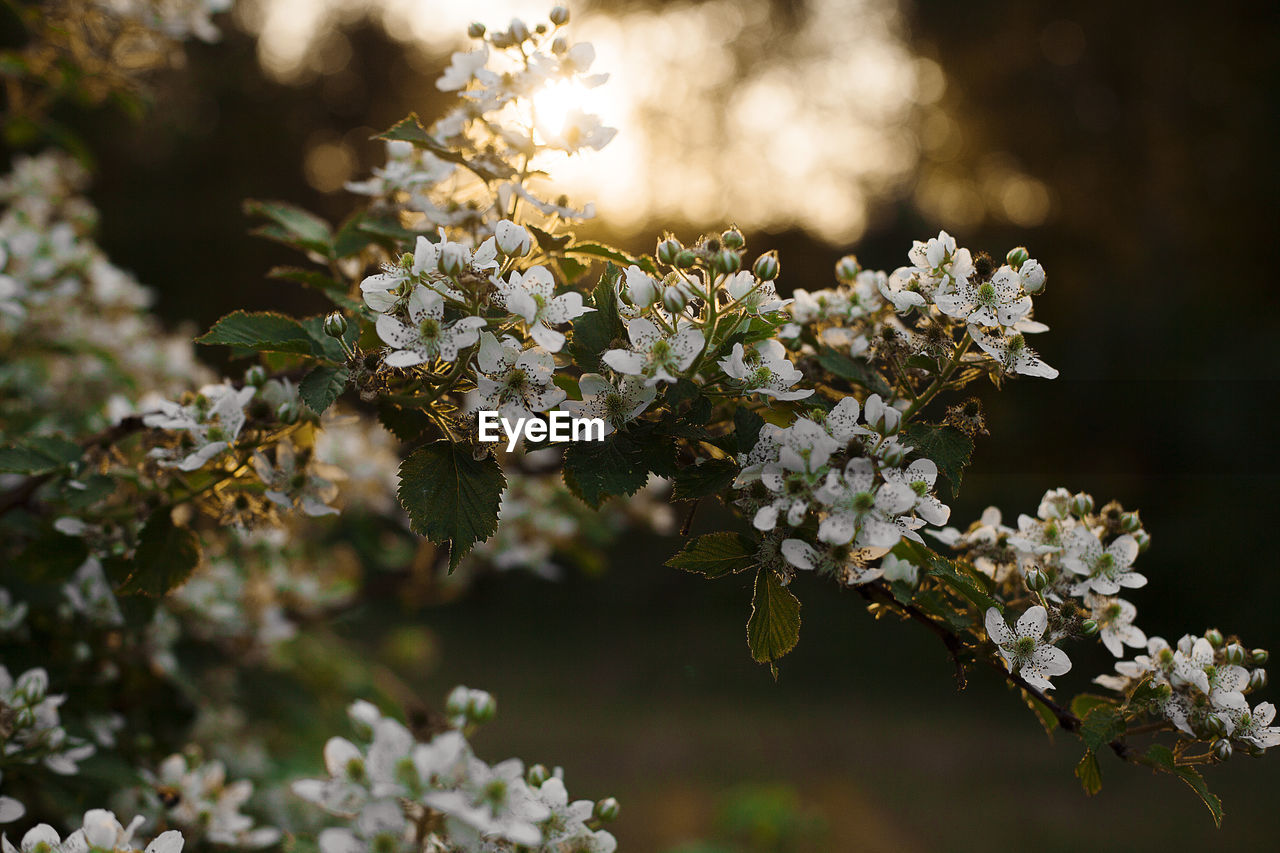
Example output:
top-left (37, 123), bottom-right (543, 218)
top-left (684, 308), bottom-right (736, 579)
top-left (323, 312), bottom-right (348, 338)
top-left (276, 400), bottom-right (300, 425)
top-left (721, 228), bottom-right (745, 250)
top-left (527, 764), bottom-right (550, 786)
top-left (490, 31), bottom-right (512, 49)
top-left (1213, 738), bottom-right (1233, 761)
top-left (1006, 247), bottom-right (1030, 270)
top-left (675, 250), bottom-right (697, 269)
top-left (1070, 492), bottom-right (1094, 517)
top-left (835, 255), bottom-right (860, 283)
top-left (714, 249), bottom-right (741, 274)
top-left (468, 690), bottom-right (497, 723)
top-left (753, 251), bottom-right (780, 282)
top-left (594, 798), bottom-right (620, 822)
top-left (1206, 628), bottom-right (1224, 648)
top-left (1080, 619), bottom-right (1099, 637)
top-left (509, 18), bottom-right (530, 42)
top-left (656, 237), bottom-right (682, 266)
top-left (445, 686), bottom-right (470, 718)
top-left (1133, 529), bottom-right (1151, 552)
top-left (1252, 649), bottom-right (1270, 665)
top-left (439, 243), bottom-right (467, 277)
top-left (244, 365), bottom-right (267, 387)
top-left (15, 668), bottom-right (47, 703)
top-left (551, 36), bottom-right (569, 55)
top-left (495, 221), bottom-right (532, 257)
top-left (1251, 668), bottom-right (1269, 690)
top-left (1025, 567), bottom-right (1048, 592)
top-left (880, 444), bottom-right (907, 467)
top-left (662, 285), bottom-right (688, 313)
top-left (1120, 512), bottom-right (1141, 533)
top-left (1225, 643), bottom-right (1247, 666)
top-left (468, 22), bottom-right (486, 38)
top-left (549, 5), bottom-right (570, 25)
top-left (1205, 714), bottom-right (1228, 738)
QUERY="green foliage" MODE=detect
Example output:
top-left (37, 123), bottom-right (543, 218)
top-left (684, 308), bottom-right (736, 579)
top-left (299, 365), bottom-right (350, 414)
top-left (902, 422), bottom-right (974, 499)
top-left (397, 440), bottom-right (506, 572)
top-left (119, 508), bottom-right (202, 596)
top-left (377, 114), bottom-right (514, 183)
top-left (666, 532), bottom-right (758, 578)
top-left (902, 540), bottom-right (1001, 612)
top-left (814, 346), bottom-right (892, 396)
top-left (267, 267), bottom-right (362, 311)
top-left (562, 429), bottom-right (675, 508)
top-left (244, 199), bottom-right (333, 256)
top-left (197, 311), bottom-right (316, 356)
top-left (1079, 706), bottom-right (1126, 752)
top-left (1075, 750), bottom-right (1103, 796)
top-left (569, 265), bottom-right (624, 372)
top-left (747, 568), bottom-right (801, 675)
top-left (672, 458), bottom-right (740, 502)
top-left (732, 407), bottom-right (765, 454)
top-left (1140, 744), bottom-right (1224, 826)
top-left (0, 435), bottom-right (81, 475)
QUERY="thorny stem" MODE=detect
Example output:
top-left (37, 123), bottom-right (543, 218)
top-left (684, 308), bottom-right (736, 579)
top-left (902, 329), bottom-right (972, 421)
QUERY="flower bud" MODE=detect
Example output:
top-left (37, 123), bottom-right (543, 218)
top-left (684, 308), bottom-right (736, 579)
top-left (662, 285), bottom-right (688, 313)
top-left (880, 443), bottom-right (907, 467)
top-left (1205, 628), bottom-right (1224, 648)
top-left (1213, 738), bottom-right (1233, 761)
top-left (445, 686), bottom-right (470, 718)
top-left (1250, 668), bottom-right (1268, 690)
top-left (835, 255), bottom-right (860, 283)
top-left (1006, 247), bottom-right (1030, 270)
top-left (551, 36), bottom-right (569, 55)
top-left (1120, 512), bottom-right (1141, 533)
top-left (714, 249), bottom-right (741, 274)
top-left (1225, 643), bottom-right (1247, 666)
top-left (1080, 619), bottom-right (1099, 636)
top-left (244, 365), bottom-right (267, 387)
top-left (439, 242), bottom-right (468, 277)
top-left (549, 5), bottom-right (570, 25)
top-left (490, 31), bottom-right (512, 49)
top-left (527, 764), bottom-right (550, 787)
top-left (721, 228), bottom-right (745, 250)
top-left (753, 251), bottom-right (780, 282)
top-left (468, 22), bottom-right (486, 38)
top-left (1070, 492), bottom-right (1094, 517)
top-left (1204, 714), bottom-right (1228, 738)
top-left (323, 312), bottom-right (348, 338)
top-left (509, 18), bottom-right (530, 42)
top-left (1025, 566), bottom-right (1048, 592)
top-left (656, 237), bottom-right (682, 266)
top-left (675, 250), bottom-right (697, 269)
top-left (594, 798), bottom-right (620, 822)
top-left (1133, 529), bottom-right (1151, 552)
top-left (15, 668), bottom-right (47, 703)
top-left (276, 400), bottom-right (300, 425)
top-left (1252, 648), bottom-right (1270, 665)
top-left (495, 220), bottom-right (532, 257)
top-left (468, 690), bottom-right (497, 723)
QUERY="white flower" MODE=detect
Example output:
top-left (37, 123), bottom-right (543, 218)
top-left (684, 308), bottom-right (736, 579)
top-left (602, 318), bottom-right (704, 386)
top-left (748, 419), bottom-right (842, 530)
top-left (1084, 593), bottom-right (1147, 657)
top-left (968, 325), bottom-right (1058, 379)
top-left (251, 441), bottom-right (341, 517)
top-left (1062, 528), bottom-right (1144, 596)
top-left (143, 383), bottom-right (254, 471)
top-left (540, 109), bottom-right (617, 152)
top-left (622, 264), bottom-right (657, 307)
top-left (437, 46), bottom-right (496, 92)
top-left (359, 235), bottom-right (437, 312)
top-left (494, 220), bottom-right (532, 256)
top-left (1018, 258), bottom-right (1046, 293)
top-left (880, 553), bottom-right (918, 585)
top-left (814, 457), bottom-right (918, 548)
top-left (1229, 702), bottom-right (1280, 750)
top-left (907, 230), bottom-right (974, 290)
top-left (935, 265), bottom-right (1032, 328)
top-left (562, 373), bottom-right (656, 436)
top-left (473, 333), bottom-right (566, 421)
top-left (496, 265), bottom-right (592, 352)
top-left (780, 539), bottom-right (883, 585)
top-left (376, 284), bottom-right (485, 367)
top-left (152, 754), bottom-right (280, 848)
top-left (318, 801), bottom-right (411, 853)
top-left (878, 267), bottom-right (927, 312)
top-left (984, 605), bottom-right (1072, 691)
top-left (718, 340), bottom-right (811, 401)
top-left (725, 270), bottom-right (787, 314)
top-left (78, 810), bottom-right (183, 853)
top-left (422, 757), bottom-right (549, 848)
top-left (880, 458), bottom-right (951, 527)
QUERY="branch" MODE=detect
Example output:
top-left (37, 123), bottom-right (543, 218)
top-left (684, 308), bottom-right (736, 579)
top-left (857, 580), bottom-right (969, 689)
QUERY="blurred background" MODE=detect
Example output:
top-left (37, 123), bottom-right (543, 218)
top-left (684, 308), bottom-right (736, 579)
top-left (31, 0), bottom-right (1280, 848)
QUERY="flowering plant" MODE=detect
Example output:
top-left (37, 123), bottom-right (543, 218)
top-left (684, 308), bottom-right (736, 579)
top-left (0, 3), bottom-right (1271, 847)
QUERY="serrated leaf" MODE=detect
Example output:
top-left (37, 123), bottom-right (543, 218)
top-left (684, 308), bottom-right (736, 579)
top-left (397, 440), bottom-right (506, 572)
top-left (666, 531), bottom-right (758, 578)
top-left (733, 407), bottom-right (765, 454)
top-left (377, 402), bottom-right (436, 443)
top-left (672, 458), bottom-right (740, 502)
top-left (902, 422), bottom-right (974, 499)
top-left (747, 568), bottom-right (801, 672)
top-left (268, 267), bottom-right (363, 312)
top-left (569, 265), bottom-right (623, 372)
top-left (196, 311), bottom-right (315, 355)
top-left (120, 508), bottom-right (201, 596)
top-left (300, 365), bottom-right (349, 414)
top-left (561, 430), bottom-right (675, 508)
top-left (1024, 692), bottom-right (1059, 739)
top-left (528, 224), bottom-right (573, 254)
top-left (565, 242), bottom-right (636, 266)
top-left (378, 114), bottom-right (433, 145)
top-left (904, 540), bottom-right (1001, 611)
top-left (1080, 706), bottom-right (1126, 752)
top-left (814, 346), bottom-right (892, 396)
top-left (1075, 750), bottom-right (1102, 796)
top-left (0, 435), bottom-right (81, 474)
top-left (1070, 693), bottom-right (1120, 720)
top-left (244, 199), bottom-right (332, 254)
top-left (1173, 765), bottom-right (1223, 826)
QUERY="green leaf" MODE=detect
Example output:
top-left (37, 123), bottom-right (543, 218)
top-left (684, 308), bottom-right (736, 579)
top-left (358, 214), bottom-right (429, 246)
top-left (569, 265), bottom-right (624, 372)
top-left (377, 115), bottom-right (514, 183)
top-left (377, 114), bottom-right (434, 145)
top-left (529, 224), bottom-right (572, 254)
top-left (562, 430), bottom-right (675, 508)
top-left (332, 213), bottom-right (373, 258)
top-left (902, 423), bottom-right (974, 499)
top-left (14, 531), bottom-right (88, 586)
top-left (1079, 706), bottom-right (1126, 752)
top-left (1023, 692), bottom-right (1059, 739)
top-left (397, 440), bottom-right (506, 572)
top-left (672, 458), bottom-right (740, 502)
top-left (300, 365), bottom-right (349, 414)
top-left (747, 568), bottom-right (802, 673)
top-left (733, 407), bottom-right (765, 454)
top-left (300, 315), bottom-right (358, 362)
top-left (196, 311), bottom-right (315, 355)
top-left (120, 508), bottom-right (202, 596)
top-left (814, 346), bottom-right (892, 396)
top-left (1139, 744), bottom-right (1223, 826)
top-left (666, 532), bottom-right (758, 578)
top-left (903, 540), bottom-right (1001, 611)
top-left (1075, 750), bottom-right (1102, 796)
top-left (377, 402), bottom-right (436, 443)
top-left (565, 242), bottom-right (636, 266)
top-left (268, 267), bottom-right (363, 312)
top-left (0, 435), bottom-right (81, 474)
top-left (1070, 693), bottom-right (1120, 720)
top-left (244, 199), bottom-right (332, 255)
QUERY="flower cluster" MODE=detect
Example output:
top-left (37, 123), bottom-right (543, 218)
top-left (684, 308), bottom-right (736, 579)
top-left (0, 809), bottom-right (183, 853)
top-left (0, 667), bottom-right (95, 777)
top-left (293, 690), bottom-right (618, 852)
